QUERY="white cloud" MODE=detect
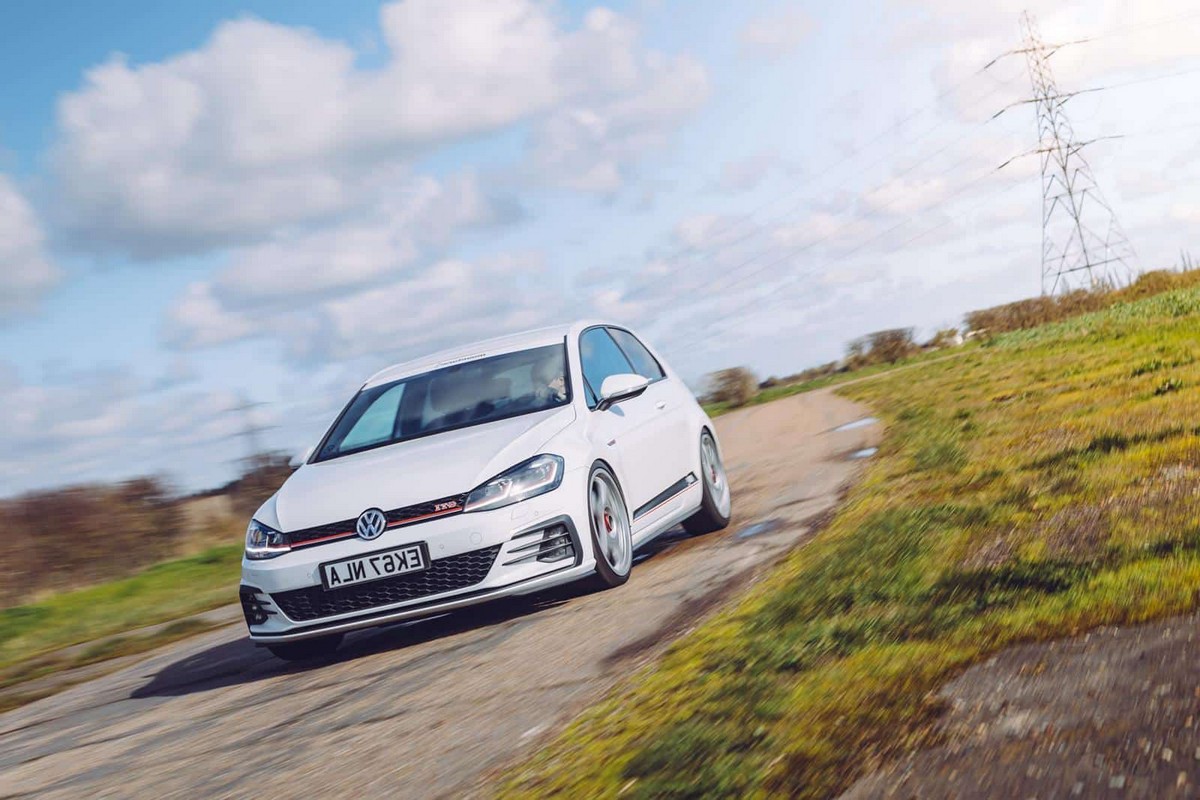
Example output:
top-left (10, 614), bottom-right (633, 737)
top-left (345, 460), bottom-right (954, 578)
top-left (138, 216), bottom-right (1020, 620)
top-left (161, 171), bottom-right (518, 353)
top-left (165, 252), bottom-right (562, 365)
top-left (213, 173), bottom-right (502, 306)
top-left (916, 0), bottom-right (1200, 121)
top-left (717, 150), bottom-right (786, 193)
top-left (739, 5), bottom-right (816, 60)
top-left (674, 213), bottom-right (750, 250)
top-left (308, 256), bottom-right (554, 361)
top-left (163, 282), bottom-right (258, 348)
top-left (0, 175), bottom-right (61, 318)
top-left (529, 9), bottom-right (708, 192)
top-left (52, 0), bottom-right (707, 255)
top-left (1169, 203), bottom-right (1200, 224)
top-left (772, 211), bottom-right (874, 249)
top-left (0, 364), bottom-right (259, 494)
top-left (862, 176), bottom-right (950, 215)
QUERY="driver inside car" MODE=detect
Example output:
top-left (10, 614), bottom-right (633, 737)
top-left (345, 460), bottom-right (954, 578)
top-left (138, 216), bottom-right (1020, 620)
top-left (533, 353), bottom-right (567, 403)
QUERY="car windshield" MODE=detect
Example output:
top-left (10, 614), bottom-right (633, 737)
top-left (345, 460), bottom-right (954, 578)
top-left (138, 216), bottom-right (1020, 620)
top-left (314, 343), bottom-right (571, 462)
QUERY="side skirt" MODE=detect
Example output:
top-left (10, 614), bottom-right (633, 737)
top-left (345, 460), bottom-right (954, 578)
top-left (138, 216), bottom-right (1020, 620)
top-left (630, 477), bottom-right (702, 550)
top-left (633, 473), bottom-right (699, 521)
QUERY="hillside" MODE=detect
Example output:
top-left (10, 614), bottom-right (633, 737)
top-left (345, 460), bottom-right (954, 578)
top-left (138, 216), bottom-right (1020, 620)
top-left (501, 285), bottom-right (1200, 798)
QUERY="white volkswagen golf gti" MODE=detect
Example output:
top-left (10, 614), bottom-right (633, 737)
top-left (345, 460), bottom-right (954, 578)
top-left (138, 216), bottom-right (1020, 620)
top-left (240, 322), bottom-right (732, 660)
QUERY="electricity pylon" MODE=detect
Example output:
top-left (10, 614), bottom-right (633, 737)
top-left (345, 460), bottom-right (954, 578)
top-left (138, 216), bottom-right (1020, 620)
top-left (1020, 11), bottom-right (1137, 294)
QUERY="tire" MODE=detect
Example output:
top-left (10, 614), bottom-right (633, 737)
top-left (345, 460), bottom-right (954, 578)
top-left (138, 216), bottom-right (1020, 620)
top-left (266, 632), bottom-right (344, 662)
top-left (587, 464), bottom-right (633, 589)
top-left (683, 429), bottom-right (732, 535)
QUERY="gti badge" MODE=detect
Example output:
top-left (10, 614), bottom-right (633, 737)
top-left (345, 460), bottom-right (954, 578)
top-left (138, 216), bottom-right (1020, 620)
top-left (356, 508), bottom-right (387, 540)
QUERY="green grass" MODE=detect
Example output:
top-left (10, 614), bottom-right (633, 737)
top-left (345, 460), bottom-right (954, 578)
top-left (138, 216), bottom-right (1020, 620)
top-left (702, 346), bottom-right (975, 417)
top-left (500, 286), bottom-right (1200, 798)
top-left (0, 544), bottom-right (242, 674)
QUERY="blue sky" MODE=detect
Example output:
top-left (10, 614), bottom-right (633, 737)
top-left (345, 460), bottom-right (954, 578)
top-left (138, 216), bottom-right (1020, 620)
top-left (2, 0), bottom-right (1199, 496)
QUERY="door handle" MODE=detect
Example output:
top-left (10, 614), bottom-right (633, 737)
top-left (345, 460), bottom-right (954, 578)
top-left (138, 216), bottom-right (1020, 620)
top-left (655, 401), bottom-right (667, 410)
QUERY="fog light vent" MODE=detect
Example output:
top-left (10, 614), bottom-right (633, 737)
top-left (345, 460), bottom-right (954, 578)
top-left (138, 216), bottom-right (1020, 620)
top-left (536, 524), bottom-right (574, 563)
top-left (239, 585), bottom-right (275, 627)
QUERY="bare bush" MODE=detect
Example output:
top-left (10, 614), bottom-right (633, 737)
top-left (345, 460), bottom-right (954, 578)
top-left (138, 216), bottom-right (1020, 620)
top-left (0, 455), bottom-right (293, 605)
top-left (868, 328), bottom-right (918, 363)
top-left (706, 367), bottom-right (759, 407)
top-left (963, 267), bottom-right (1200, 335)
top-left (925, 328), bottom-right (962, 349)
top-left (846, 329), bottom-right (918, 368)
top-left (0, 477), bottom-right (179, 605)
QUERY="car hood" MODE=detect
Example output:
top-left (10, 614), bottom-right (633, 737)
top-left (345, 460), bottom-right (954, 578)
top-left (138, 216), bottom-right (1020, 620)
top-left (265, 406), bottom-right (576, 532)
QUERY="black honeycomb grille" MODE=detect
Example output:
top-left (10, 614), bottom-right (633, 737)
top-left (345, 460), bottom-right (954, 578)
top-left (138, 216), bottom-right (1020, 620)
top-left (271, 545), bottom-right (501, 622)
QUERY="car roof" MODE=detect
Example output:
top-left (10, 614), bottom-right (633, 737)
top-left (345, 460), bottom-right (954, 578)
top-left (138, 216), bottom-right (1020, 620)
top-left (362, 320), bottom-right (612, 388)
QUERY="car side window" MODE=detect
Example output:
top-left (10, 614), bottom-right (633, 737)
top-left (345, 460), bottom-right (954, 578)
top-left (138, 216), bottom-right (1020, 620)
top-left (579, 328), bottom-right (634, 409)
top-left (607, 328), bottom-right (666, 381)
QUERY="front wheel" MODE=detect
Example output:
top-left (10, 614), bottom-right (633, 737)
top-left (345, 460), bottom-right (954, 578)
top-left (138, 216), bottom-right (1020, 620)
top-left (587, 464), bottom-right (633, 589)
top-left (266, 632), bottom-right (344, 662)
top-left (683, 430), bottom-right (732, 535)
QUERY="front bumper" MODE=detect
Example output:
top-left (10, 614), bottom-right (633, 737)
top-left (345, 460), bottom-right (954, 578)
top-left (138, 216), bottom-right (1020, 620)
top-left (240, 475), bottom-right (595, 643)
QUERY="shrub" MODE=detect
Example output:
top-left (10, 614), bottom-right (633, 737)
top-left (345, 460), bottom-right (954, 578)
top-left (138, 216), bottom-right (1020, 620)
top-left (846, 329), bottom-right (918, 368)
top-left (706, 367), bottom-right (759, 407)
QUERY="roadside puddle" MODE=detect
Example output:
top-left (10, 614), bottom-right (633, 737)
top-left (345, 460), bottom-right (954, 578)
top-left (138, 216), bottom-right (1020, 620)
top-left (832, 417), bottom-right (879, 432)
top-left (849, 447), bottom-right (878, 459)
top-left (736, 518), bottom-right (785, 539)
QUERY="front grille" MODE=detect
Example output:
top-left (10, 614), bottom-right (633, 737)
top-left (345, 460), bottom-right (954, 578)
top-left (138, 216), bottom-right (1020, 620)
top-left (271, 545), bottom-right (501, 622)
top-left (285, 493), bottom-right (469, 548)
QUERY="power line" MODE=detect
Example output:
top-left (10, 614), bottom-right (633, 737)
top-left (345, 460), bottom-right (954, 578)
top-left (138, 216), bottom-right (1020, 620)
top-left (629, 10), bottom-right (1192, 310)
top-left (684, 162), bottom-right (1031, 348)
top-left (1019, 10), bottom-right (1137, 294)
top-left (629, 66), bottom-right (1025, 306)
top-left (656, 8), bottom-right (1200, 299)
top-left (628, 56), bottom-right (1026, 298)
top-left (227, 394), bottom-right (275, 469)
top-left (983, 8), bottom-right (1200, 70)
top-left (649, 10), bottom-right (1198, 358)
top-left (992, 63), bottom-right (1200, 121)
top-left (687, 10), bottom-right (1174, 327)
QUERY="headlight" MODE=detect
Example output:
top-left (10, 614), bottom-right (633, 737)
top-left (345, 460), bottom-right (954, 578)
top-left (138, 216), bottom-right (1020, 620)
top-left (464, 454), bottom-right (564, 513)
top-left (245, 520), bottom-right (290, 560)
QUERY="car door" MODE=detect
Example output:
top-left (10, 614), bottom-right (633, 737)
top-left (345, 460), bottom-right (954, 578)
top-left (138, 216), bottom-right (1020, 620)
top-left (605, 327), bottom-right (692, 505)
top-left (579, 327), bottom-right (665, 515)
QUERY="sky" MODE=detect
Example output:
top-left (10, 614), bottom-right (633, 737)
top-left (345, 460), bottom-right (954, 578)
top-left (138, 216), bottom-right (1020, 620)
top-left (2, 0), bottom-right (1199, 496)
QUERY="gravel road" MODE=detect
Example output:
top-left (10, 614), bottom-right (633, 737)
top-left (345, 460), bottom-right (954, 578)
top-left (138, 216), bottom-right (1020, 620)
top-left (0, 388), bottom-right (879, 800)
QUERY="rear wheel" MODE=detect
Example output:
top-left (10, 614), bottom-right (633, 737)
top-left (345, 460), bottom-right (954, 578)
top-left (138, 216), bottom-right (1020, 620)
top-left (266, 632), bottom-right (344, 662)
top-left (683, 430), bottom-right (732, 535)
top-left (588, 465), bottom-right (632, 589)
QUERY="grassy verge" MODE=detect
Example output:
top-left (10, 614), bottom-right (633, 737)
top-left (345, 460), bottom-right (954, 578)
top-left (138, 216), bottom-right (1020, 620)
top-left (500, 286), bottom-right (1200, 798)
top-left (0, 617), bottom-right (224, 713)
top-left (702, 345), bottom-right (975, 417)
top-left (0, 544), bottom-right (242, 676)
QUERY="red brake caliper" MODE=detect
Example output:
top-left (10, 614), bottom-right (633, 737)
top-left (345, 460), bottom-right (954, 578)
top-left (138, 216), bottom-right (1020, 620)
top-left (604, 511), bottom-right (613, 533)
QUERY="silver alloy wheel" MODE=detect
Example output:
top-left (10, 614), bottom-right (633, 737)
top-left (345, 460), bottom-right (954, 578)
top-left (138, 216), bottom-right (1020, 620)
top-left (590, 470), bottom-right (632, 576)
top-left (701, 432), bottom-right (732, 517)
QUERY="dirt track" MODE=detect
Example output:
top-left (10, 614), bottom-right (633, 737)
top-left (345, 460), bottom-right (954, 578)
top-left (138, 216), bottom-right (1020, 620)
top-left (841, 613), bottom-right (1200, 799)
top-left (0, 389), bottom-right (879, 800)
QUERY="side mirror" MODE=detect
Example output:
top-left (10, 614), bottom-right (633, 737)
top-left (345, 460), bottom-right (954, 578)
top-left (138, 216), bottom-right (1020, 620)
top-left (598, 373), bottom-right (650, 411)
top-left (289, 446), bottom-right (315, 469)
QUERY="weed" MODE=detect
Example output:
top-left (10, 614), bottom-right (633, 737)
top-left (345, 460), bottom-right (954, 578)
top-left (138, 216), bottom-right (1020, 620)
top-left (1155, 377), bottom-right (1184, 396)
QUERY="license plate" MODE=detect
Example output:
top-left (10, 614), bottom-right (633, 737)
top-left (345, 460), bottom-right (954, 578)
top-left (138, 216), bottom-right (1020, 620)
top-left (320, 543), bottom-right (429, 590)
